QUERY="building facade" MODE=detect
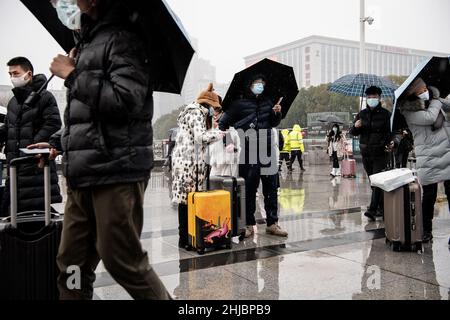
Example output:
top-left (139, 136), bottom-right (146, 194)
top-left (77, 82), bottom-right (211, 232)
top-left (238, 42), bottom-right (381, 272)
top-left (245, 35), bottom-right (449, 88)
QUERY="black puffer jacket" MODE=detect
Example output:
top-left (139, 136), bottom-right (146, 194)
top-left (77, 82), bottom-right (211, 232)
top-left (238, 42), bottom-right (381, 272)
top-left (0, 74), bottom-right (62, 213)
top-left (53, 3), bottom-right (153, 189)
top-left (350, 104), bottom-right (392, 157)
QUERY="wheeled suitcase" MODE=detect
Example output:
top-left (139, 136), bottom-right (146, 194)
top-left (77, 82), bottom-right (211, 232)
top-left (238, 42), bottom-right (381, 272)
top-left (383, 178), bottom-right (423, 252)
top-left (208, 176), bottom-right (246, 241)
top-left (342, 154), bottom-right (356, 178)
top-left (0, 156), bottom-right (63, 300)
top-left (188, 190), bottom-right (232, 255)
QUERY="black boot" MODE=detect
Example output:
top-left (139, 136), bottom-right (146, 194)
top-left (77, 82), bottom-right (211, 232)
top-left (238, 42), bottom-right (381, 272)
top-left (364, 210), bottom-right (376, 222)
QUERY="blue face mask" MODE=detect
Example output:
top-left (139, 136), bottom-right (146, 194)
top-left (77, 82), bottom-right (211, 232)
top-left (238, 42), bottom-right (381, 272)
top-left (251, 83), bottom-right (265, 95)
top-left (208, 107), bottom-right (214, 117)
top-left (367, 98), bottom-right (380, 109)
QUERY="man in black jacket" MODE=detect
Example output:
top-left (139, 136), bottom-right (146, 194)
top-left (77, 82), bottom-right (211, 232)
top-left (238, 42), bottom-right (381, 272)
top-left (220, 74), bottom-right (288, 238)
top-left (350, 86), bottom-right (393, 222)
top-left (0, 57), bottom-right (62, 217)
top-left (33, 0), bottom-right (171, 300)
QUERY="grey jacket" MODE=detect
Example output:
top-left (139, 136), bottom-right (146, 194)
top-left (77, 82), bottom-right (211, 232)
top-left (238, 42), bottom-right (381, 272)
top-left (399, 98), bottom-right (450, 186)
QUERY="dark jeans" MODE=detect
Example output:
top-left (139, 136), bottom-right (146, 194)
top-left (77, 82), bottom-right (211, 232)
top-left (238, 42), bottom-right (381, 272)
top-left (57, 182), bottom-right (171, 300)
top-left (331, 151), bottom-right (339, 169)
top-left (362, 154), bottom-right (386, 213)
top-left (422, 184), bottom-right (438, 234)
top-left (279, 152), bottom-right (291, 171)
top-left (178, 203), bottom-right (189, 245)
top-left (290, 150), bottom-right (304, 169)
top-left (239, 164), bottom-right (279, 227)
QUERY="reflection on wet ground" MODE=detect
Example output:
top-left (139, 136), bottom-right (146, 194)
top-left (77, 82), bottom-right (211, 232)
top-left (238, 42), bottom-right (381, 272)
top-left (55, 163), bottom-right (450, 300)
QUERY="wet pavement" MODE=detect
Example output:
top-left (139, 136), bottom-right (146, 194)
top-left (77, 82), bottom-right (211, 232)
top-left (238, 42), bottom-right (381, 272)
top-left (56, 163), bottom-right (450, 300)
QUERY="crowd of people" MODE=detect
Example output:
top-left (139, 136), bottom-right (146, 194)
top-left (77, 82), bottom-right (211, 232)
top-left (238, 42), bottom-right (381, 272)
top-left (0, 0), bottom-right (449, 302)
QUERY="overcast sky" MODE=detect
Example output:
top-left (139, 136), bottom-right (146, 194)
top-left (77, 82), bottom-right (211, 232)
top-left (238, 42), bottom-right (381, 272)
top-left (1, 0), bottom-right (450, 89)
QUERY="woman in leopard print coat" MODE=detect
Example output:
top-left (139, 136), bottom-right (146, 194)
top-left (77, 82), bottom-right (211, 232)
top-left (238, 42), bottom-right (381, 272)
top-left (171, 84), bottom-right (224, 248)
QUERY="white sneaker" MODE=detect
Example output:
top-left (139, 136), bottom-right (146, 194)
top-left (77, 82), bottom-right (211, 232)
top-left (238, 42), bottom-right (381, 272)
top-left (244, 226), bottom-right (255, 238)
top-left (330, 168), bottom-right (335, 176)
top-left (335, 169), bottom-right (341, 176)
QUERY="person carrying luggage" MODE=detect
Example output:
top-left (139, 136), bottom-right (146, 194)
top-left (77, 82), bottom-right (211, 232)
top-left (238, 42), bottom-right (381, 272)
top-left (171, 84), bottom-right (225, 250)
top-left (0, 57), bottom-right (62, 217)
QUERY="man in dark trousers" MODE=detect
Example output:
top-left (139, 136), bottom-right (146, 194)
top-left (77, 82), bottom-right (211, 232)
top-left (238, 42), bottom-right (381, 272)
top-left (220, 74), bottom-right (288, 238)
top-left (31, 0), bottom-right (171, 300)
top-left (350, 86), bottom-right (393, 222)
top-left (0, 57), bottom-right (62, 217)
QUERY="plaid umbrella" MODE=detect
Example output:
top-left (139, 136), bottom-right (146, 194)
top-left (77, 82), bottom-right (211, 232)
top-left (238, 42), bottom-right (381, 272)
top-left (328, 73), bottom-right (398, 99)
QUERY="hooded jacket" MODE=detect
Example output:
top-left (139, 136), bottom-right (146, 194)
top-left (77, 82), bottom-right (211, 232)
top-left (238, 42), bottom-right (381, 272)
top-left (280, 129), bottom-right (291, 153)
top-left (398, 97), bottom-right (450, 186)
top-left (0, 74), bottom-right (62, 212)
top-left (55, 3), bottom-right (154, 189)
top-left (289, 125), bottom-right (305, 152)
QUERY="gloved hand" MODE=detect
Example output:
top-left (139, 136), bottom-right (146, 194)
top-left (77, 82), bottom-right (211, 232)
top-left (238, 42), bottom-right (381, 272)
top-left (429, 86), bottom-right (440, 99)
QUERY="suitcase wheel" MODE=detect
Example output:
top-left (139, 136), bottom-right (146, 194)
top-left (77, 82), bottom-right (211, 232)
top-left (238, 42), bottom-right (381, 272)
top-left (225, 244), bottom-right (232, 250)
top-left (238, 232), bottom-right (245, 242)
top-left (197, 248), bottom-right (205, 255)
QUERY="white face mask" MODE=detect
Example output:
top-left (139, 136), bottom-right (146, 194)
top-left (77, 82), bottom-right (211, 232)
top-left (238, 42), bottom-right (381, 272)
top-left (53, 0), bottom-right (81, 30)
top-left (11, 72), bottom-right (31, 88)
top-left (418, 91), bottom-right (430, 101)
top-left (366, 98), bottom-right (380, 108)
top-left (332, 128), bottom-right (338, 133)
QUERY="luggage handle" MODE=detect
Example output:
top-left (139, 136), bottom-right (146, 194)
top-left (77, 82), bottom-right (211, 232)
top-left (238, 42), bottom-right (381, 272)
top-left (9, 156), bottom-right (52, 229)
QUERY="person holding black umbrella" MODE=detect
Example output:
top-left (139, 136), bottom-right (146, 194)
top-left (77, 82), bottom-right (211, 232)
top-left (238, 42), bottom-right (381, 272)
top-left (219, 74), bottom-right (288, 238)
top-left (29, 0), bottom-right (172, 300)
top-left (350, 86), bottom-right (394, 222)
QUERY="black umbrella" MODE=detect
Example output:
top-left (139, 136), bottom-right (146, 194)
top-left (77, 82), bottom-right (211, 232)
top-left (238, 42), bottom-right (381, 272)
top-left (19, 0), bottom-right (194, 94)
top-left (391, 56), bottom-right (450, 129)
top-left (222, 58), bottom-right (299, 119)
top-left (318, 114), bottom-right (344, 125)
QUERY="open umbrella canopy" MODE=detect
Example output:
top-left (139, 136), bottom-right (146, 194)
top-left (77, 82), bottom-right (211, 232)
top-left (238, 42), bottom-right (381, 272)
top-left (222, 59), bottom-right (299, 119)
top-left (391, 56), bottom-right (450, 130)
top-left (19, 0), bottom-right (194, 94)
top-left (328, 73), bottom-right (398, 99)
top-left (318, 114), bottom-right (344, 125)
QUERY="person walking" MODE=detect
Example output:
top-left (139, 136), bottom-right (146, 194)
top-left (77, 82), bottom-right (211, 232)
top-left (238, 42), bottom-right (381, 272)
top-left (326, 124), bottom-right (347, 177)
top-left (32, 0), bottom-right (173, 300)
top-left (289, 124), bottom-right (306, 172)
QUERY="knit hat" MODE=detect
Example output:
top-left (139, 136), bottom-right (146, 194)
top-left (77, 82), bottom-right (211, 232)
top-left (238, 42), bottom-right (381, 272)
top-left (196, 83), bottom-right (221, 109)
top-left (406, 77), bottom-right (427, 96)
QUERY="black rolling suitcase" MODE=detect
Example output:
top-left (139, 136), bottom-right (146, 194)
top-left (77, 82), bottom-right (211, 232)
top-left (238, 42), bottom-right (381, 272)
top-left (208, 176), bottom-right (246, 241)
top-left (0, 157), bottom-right (63, 300)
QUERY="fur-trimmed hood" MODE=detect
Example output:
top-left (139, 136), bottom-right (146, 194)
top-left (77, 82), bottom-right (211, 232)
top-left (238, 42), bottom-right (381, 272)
top-left (397, 98), bottom-right (425, 112)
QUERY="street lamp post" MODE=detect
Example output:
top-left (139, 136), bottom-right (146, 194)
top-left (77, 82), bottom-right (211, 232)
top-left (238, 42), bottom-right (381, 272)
top-left (360, 0), bottom-right (374, 74)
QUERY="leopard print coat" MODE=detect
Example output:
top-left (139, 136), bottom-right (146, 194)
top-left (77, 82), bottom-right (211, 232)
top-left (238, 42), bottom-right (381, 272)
top-left (171, 103), bottom-right (222, 204)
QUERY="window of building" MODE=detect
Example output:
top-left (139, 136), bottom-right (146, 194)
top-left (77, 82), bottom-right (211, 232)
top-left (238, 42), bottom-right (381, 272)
top-left (305, 47), bottom-right (310, 54)
top-left (305, 55), bottom-right (310, 63)
top-left (305, 64), bottom-right (310, 71)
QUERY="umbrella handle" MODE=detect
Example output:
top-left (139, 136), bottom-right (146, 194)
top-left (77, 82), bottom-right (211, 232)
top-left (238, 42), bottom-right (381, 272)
top-left (360, 85), bottom-right (365, 110)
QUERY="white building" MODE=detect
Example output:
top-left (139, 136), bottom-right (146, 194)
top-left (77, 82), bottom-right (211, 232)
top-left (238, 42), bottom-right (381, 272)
top-left (244, 35), bottom-right (449, 88)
